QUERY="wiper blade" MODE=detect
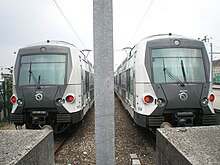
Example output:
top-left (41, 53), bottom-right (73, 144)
top-left (29, 62), bottom-right (32, 83)
top-left (28, 62), bottom-right (38, 85)
top-left (163, 67), bottom-right (185, 87)
top-left (181, 60), bottom-right (187, 83)
top-left (37, 75), bottom-right (41, 89)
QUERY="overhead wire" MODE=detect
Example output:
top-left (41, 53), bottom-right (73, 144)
top-left (53, 0), bottom-right (87, 48)
top-left (128, 0), bottom-right (154, 46)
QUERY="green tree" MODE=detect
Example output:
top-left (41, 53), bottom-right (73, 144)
top-left (0, 67), bottom-right (13, 120)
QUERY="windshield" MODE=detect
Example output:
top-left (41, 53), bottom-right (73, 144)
top-left (151, 48), bottom-right (206, 84)
top-left (18, 54), bottom-right (66, 85)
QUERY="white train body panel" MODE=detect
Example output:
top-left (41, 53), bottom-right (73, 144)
top-left (134, 42), bottom-right (158, 116)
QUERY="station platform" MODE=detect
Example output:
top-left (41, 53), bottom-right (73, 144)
top-left (156, 85), bottom-right (220, 164)
top-left (0, 129), bottom-right (54, 165)
top-left (213, 84), bottom-right (220, 89)
top-left (156, 125), bottom-right (220, 165)
top-left (212, 86), bottom-right (220, 110)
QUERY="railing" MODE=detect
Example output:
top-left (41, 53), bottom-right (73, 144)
top-left (0, 75), bottom-right (12, 121)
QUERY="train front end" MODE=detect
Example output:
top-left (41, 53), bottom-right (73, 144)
top-left (139, 36), bottom-right (216, 127)
top-left (10, 42), bottom-right (81, 131)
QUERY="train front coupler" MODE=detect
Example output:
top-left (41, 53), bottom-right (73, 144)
top-left (30, 111), bottom-right (48, 125)
top-left (175, 112), bottom-right (195, 127)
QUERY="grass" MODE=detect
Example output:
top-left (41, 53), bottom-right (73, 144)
top-left (0, 118), bottom-right (9, 128)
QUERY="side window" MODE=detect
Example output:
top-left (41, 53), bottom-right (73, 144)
top-left (126, 69), bottom-right (133, 95)
top-left (116, 75), bottom-right (119, 86)
top-left (86, 71), bottom-right (89, 93)
top-left (130, 68), bottom-right (133, 95)
top-left (119, 73), bottom-right (122, 87)
top-left (126, 69), bottom-right (130, 92)
top-left (121, 71), bottom-right (126, 89)
top-left (83, 71), bottom-right (86, 94)
top-left (83, 71), bottom-right (90, 95)
top-left (89, 73), bottom-right (94, 90)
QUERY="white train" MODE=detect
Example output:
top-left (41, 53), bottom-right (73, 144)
top-left (115, 34), bottom-right (216, 128)
top-left (10, 40), bottom-right (94, 133)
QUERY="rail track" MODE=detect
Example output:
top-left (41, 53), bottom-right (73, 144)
top-left (55, 96), bottom-right (156, 164)
top-left (54, 132), bottom-right (71, 156)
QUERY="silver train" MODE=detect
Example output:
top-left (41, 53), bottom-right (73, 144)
top-left (114, 34), bottom-right (216, 128)
top-left (10, 40), bottom-right (94, 132)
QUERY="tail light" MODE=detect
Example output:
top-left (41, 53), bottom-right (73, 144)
top-left (209, 94), bottom-right (215, 102)
top-left (143, 95), bottom-right (154, 104)
top-left (66, 95), bottom-right (75, 103)
top-left (11, 96), bottom-right (17, 103)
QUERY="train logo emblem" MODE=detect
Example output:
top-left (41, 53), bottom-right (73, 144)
top-left (179, 90), bottom-right (188, 102)
top-left (35, 92), bottom-right (43, 101)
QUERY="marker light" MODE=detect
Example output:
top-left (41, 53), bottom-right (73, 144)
top-left (143, 95), bottom-right (154, 104)
top-left (209, 94), bottom-right (215, 102)
top-left (173, 39), bottom-right (181, 46)
top-left (66, 95), bottom-right (75, 103)
top-left (11, 96), bottom-right (17, 103)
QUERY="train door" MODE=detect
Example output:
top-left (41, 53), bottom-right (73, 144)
top-left (126, 68), bottom-right (134, 107)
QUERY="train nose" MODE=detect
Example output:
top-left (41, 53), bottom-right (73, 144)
top-left (160, 84), bottom-right (203, 109)
top-left (21, 86), bottom-right (60, 108)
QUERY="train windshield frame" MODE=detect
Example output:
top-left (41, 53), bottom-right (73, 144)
top-left (18, 54), bottom-right (66, 86)
top-left (151, 48), bottom-right (206, 84)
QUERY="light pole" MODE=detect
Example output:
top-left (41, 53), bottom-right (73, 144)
top-left (93, 0), bottom-right (115, 164)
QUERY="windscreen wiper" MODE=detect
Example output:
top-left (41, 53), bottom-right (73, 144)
top-left (29, 62), bottom-right (32, 83)
top-left (163, 67), bottom-right (185, 87)
top-left (181, 60), bottom-right (187, 83)
top-left (37, 75), bottom-right (41, 89)
top-left (28, 62), bottom-right (38, 85)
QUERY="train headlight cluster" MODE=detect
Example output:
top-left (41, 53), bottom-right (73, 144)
top-left (202, 94), bottom-right (215, 106)
top-left (10, 96), bottom-right (23, 105)
top-left (55, 94), bottom-right (75, 106)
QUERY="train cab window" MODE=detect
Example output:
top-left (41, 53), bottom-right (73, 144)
top-left (18, 54), bottom-right (66, 85)
top-left (151, 48), bottom-right (206, 84)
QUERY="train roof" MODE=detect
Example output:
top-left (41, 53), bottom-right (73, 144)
top-left (17, 40), bottom-right (93, 63)
top-left (24, 40), bottom-right (78, 49)
top-left (137, 33), bottom-right (199, 45)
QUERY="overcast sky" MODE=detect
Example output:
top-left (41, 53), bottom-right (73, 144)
top-left (1, 0), bottom-right (220, 70)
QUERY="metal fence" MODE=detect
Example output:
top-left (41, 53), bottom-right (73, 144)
top-left (0, 75), bottom-right (12, 121)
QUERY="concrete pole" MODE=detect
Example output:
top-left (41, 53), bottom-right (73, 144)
top-left (93, 0), bottom-right (115, 164)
